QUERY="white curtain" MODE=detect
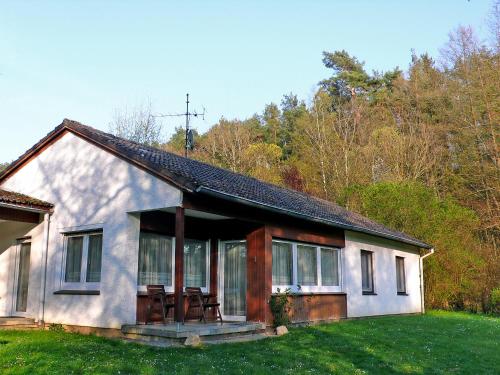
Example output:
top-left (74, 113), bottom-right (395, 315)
top-left (321, 248), bottom-right (339, 286)
top-left (297, 245), bottom-right (317, 286)
top-left (65, 236), bottom-right (83, 282)
top-left (361, 251), bottom-right (373, 291)
top-left (86, 234), bottom-right (103, 282)
top-left (137, 232), bottom-right (172, 286)
top-left (184, 239), bottom-right (206, 287)
top-left (272, 242), bottom-right (292, 285)
top-left (224, 242), bottom-right (246, 316)
top-left (396, 257), bottom-right (405, 292)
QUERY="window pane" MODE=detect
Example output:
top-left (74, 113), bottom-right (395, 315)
top-left (272, 242), bottom-right (293, 285)
top-left (396, 257), bottom-right (406, 293)
top-left (361, 251), bottom-right (373, 292)
top-left (86, 234), bottom-right (103, 282)
top-left (137, 233), bottom-right (172, 286)
top-left (184, 239), bottom-right (207, 287)
top-left (297, 245), bottom-right (317, 286)
top-left (65, 236), bottom-right (83, 282)
top-left (321, 248), bottom-right (339, 286)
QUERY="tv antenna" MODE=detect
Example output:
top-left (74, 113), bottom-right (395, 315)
top-left (152, 93), bottom-right (205, 157)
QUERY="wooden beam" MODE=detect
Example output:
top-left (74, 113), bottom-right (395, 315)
top-left (174, 206), bottom-right (185, 322)
top-left (0, 206), bottom-right (41, 223)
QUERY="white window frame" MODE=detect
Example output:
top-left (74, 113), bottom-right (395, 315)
top-left (271, 239), bottom-right (342, 293)
top-left (136, 236), bottom-right (210, 294)
top-left (361, 249), bottom-right (375, 295)
top-left (60, 231), bottom-right (103, 291)
top-left (396, 256), bottom-right (407, 295)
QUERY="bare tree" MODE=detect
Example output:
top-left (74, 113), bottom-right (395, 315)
top-left (109, 101), bottom-right (163, 146)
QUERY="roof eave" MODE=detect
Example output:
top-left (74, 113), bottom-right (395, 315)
top-left (196, 186), bottom-right (432, 249)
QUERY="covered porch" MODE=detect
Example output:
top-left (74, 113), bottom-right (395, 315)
top-left (134, 191), bottom-right (347, 327)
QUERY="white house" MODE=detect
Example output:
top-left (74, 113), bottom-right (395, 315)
top-left (0, 119), bottom-right (434, 332)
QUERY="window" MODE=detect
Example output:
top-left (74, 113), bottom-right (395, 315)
top-left (137, 232), bottom-right (209, 292)
top-left (63, 231), bottom-right (103, 286)
top-left (272, 242), bottom-right (292, 285)
top-left (138, 232), bottom-right (173, 287)
top-left (396, 256), bottom-right (406, 294)
top-left (361, 250), bottom-right (374, 294)
top-left (184, 239), bottom-right (207, 288)
top-left (321, 248), bottom-right (339, 286)
top-left (297, 244), bottom-right (318, 286)
top-left (271, 240), bottom-right (341, 293)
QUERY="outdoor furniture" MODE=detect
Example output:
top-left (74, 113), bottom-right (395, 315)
top-left (185, 287), bottom-right (223, 325)
top-left (146, 284), bottom-right (175, 324)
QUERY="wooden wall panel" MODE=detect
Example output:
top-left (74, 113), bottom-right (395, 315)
top-left (287, 293), bottom-right (347, 323)
top-left (0, 207), bottom-right (41, 223)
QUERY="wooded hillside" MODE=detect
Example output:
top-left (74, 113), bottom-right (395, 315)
top-left (162, 13), bottom-right (499, 312)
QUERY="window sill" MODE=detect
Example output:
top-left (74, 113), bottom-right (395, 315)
top-left (362, 291), bottom-right (377, 295)
top-left (54, 290), bottom-right (100, 295)
top-left (397, 292), bottom-right (409, 296)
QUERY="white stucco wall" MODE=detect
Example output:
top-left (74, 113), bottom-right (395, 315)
top-left (343, 231), bottom-right (422, 317)
top-left (0, 131), bottom-right (182, 328)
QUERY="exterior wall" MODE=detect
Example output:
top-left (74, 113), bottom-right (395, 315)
top-left (288, 293), bottom-right (347, 323)
top-left (0, 221), bottom-right (43, 318)
top-left (344, 231), bottom-right (422, 317)
top-left (0, 131), bottom-right (182, 328)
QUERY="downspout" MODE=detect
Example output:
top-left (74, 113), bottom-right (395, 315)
top-left (38, 213), bottom-right (51, 326)
top-left (419, 247), bottom-right (434, 314)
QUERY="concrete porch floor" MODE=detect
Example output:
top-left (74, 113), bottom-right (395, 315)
top-left (121, 321), bottom-right (267, 339)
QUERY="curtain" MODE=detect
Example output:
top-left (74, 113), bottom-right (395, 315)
top-left (297, 245), bottom-right (317, 286)
top-left (272, 242), bottom-right (292, 285)
top-left (396, 257), bottom-right (405, 292)
top-left (65, 236), bottom-right (83, 282)
top-left (16, 243), bottom-right (31, 312)
top-left (86, 234), bottom-right (103, 282)
top-left (361, 251), bottom-right (373, 291)
top-left (224, 242), bottom-right (246, 316)
top-left (184, 239), bottom-right (206, 287)
top-left (321, 248), bottom-right (339, 286)
top-left (137, 232), bottom-right (172, 286)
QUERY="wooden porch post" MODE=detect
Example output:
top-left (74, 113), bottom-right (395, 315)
top-left (174, 206), bottom-right (185, 322)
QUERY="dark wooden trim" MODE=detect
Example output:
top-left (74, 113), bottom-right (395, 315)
top-left (267, 226), bottom-right (344, 248)
top-left (209, 237), bottom-right (218, 296)
top-left (53, 290), bottom-right (100, 295)
top-left (174, 207), bottom-right (185, 322)
top-left (0, 207), bottom-right (41, 223)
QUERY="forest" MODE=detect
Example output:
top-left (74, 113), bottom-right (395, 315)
top-left (2, 5), bottom-right (499, 313)
top-left (161, 13), bottom-right (499, 312)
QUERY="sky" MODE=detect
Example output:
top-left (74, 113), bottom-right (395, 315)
top-left (0, 0), bottom-right (494, 162)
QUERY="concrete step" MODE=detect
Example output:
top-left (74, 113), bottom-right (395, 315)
top-left (0, 317), bottom-right (37, 328)
top-left (121, 322), bottom-right (268, 346)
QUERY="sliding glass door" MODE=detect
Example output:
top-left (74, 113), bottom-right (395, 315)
top-left (219, 241), bottom-right (247, 321)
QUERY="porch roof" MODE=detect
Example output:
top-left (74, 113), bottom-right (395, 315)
top-left (0, 188), bottom-right (53, 212)
top-left (0, 119), bottom-right (431, 249)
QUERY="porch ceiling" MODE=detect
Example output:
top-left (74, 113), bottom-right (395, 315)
top-left (162, 207), bottom-right (230, 221)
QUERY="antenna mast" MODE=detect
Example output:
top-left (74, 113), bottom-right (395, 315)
top-left (152, 93), bottom-right (205, 157)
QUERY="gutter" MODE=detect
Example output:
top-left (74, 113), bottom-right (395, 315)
top-left (195, 186), bottom-right (432, 249)
top-left (419, 247), bottom-right (435, 314)
top-left (0, 202), bottom-right (53, 214)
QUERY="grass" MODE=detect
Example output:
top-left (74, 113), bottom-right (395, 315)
top-left (0, 311), bottom-right (498, 374)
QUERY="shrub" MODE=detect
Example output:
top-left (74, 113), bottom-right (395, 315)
top-left (269, 288), bottom-right (293, 328)
top-left (48, 323), bottom-right (65, 332)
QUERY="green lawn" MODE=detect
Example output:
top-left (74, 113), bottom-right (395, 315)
top-left (0, 311), bottom-right (498, 374)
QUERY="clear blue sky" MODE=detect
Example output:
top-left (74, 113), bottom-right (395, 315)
top-left (0, 0), bottom-right (493, 162)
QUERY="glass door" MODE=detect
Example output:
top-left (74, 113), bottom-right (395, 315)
top-left (219, 241), bottom-right (247, 321)
top-left (15, 242), bottom-right (31, 313)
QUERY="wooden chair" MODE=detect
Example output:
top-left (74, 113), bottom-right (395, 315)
top-left (185, 287), bottom-right (223, 325)
top-left (146, 285), bottom-right (174, 324)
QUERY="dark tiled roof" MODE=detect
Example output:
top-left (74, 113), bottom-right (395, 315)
top-left (0, 188), bottom-right (53, 211)
top-left (0, 119), bottom-right (431, 248)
